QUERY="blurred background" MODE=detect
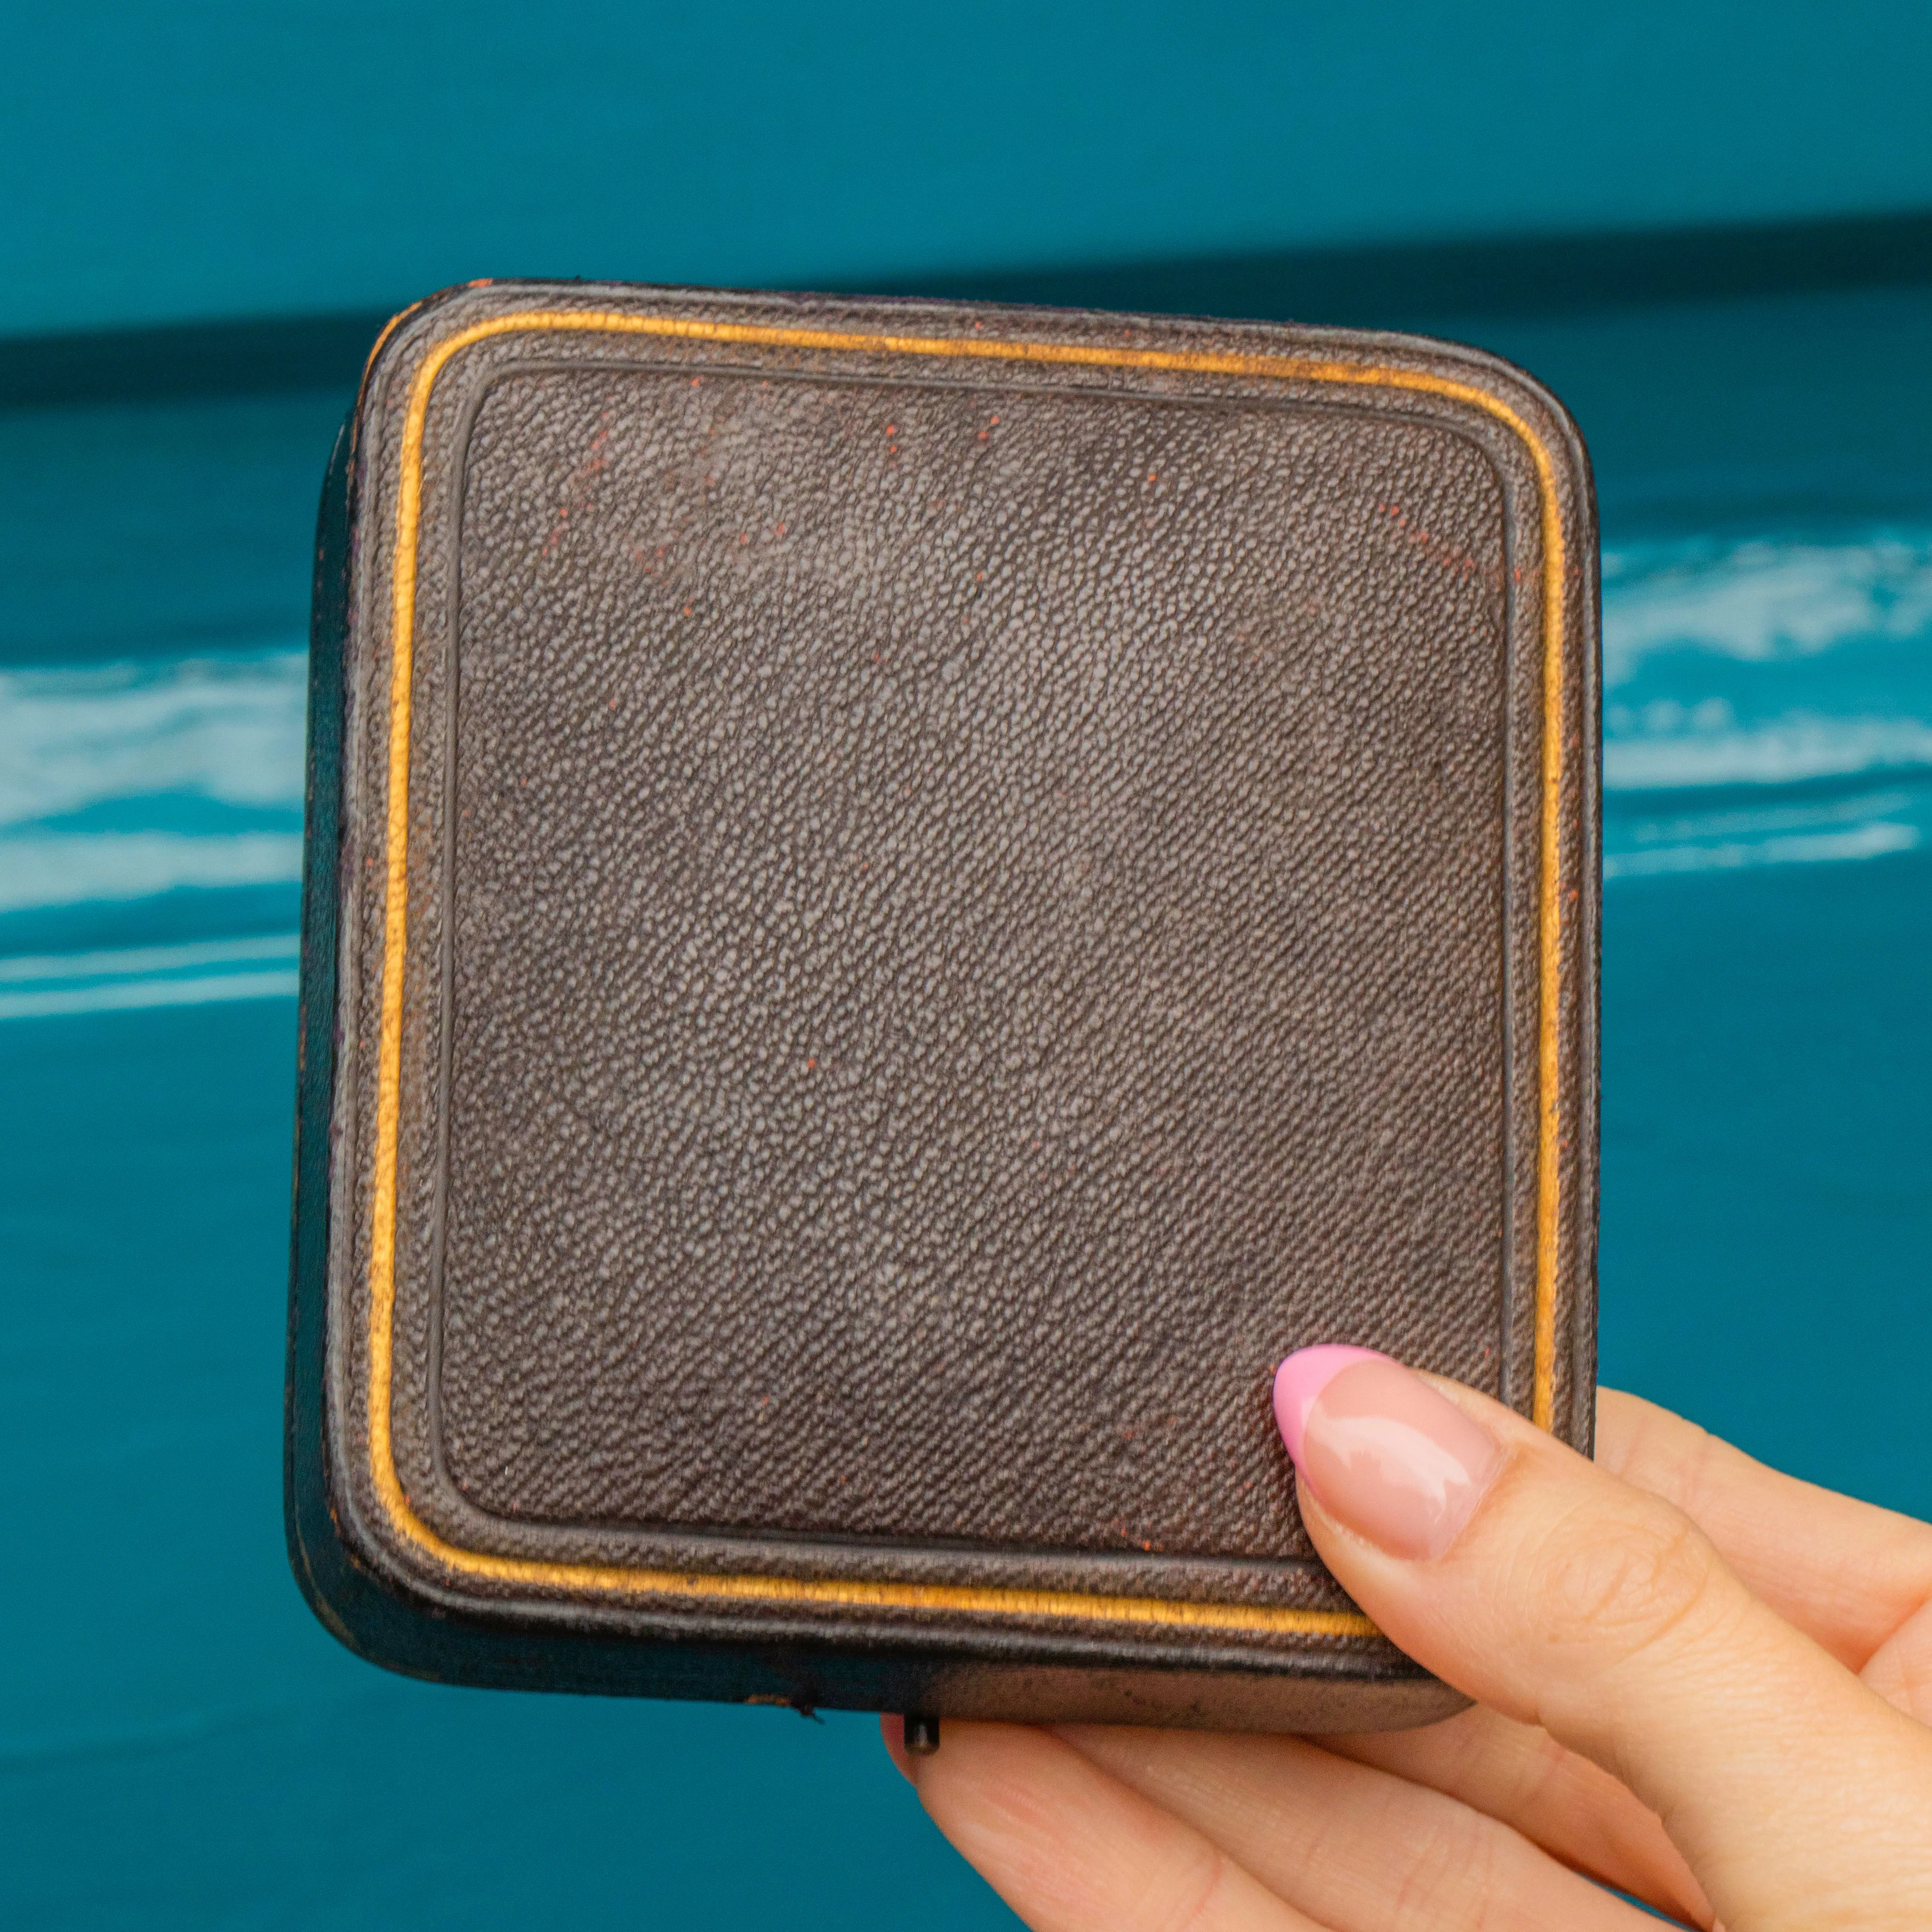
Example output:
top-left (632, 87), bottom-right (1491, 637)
top-left (2, 3), bottom-right (1928, 1924)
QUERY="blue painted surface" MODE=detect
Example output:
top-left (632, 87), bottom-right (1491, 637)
top-left (5, 1), bottom-right (1932, 336)
top-left (1, 286), bottom-right (1929, 1923)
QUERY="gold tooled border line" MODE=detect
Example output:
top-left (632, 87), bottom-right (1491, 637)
top-left (366, 309), bottom-right (1571, 1639)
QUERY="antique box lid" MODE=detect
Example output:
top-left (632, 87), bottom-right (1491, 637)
top-left (286, 281), bottom-right (1598, 1731)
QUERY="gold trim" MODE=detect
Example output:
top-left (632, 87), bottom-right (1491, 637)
top-left (367, 308), bottom-right (1571, 1638)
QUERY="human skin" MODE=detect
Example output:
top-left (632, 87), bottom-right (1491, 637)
top-left (881, 1367), bottom-right (1932, 1930)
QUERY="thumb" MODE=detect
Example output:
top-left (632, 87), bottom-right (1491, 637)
top-left (1274, 1348), bottom-right (1932, 1932)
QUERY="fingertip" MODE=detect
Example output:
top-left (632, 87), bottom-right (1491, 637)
top-left (1295, 1355), bottom-right (1507, 1562)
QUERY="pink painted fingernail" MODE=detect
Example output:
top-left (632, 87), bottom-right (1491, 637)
top-left (1271, 1345), bottom-right (1386, 1462)
top-left (1272, 1348), bottom-right (1504, 1561)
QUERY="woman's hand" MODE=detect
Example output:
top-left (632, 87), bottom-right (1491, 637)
top-left (881, 1361), bottom-right (1932, 1929)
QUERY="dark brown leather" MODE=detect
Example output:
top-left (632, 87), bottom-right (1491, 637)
top-left (286, 280), bottom-right (1599, 1732)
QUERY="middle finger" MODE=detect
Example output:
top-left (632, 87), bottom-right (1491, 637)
top-left (1056, 1723), bottom-right (1663, 1932)
top-left (1323, 1705), bottom-right (1710, 1925)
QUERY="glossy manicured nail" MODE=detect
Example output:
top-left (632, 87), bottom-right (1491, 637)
top-left (1272, 1347), bottom-right (1504, 1560)
top-left (1271, 1344), bottom-right (1385, 1462)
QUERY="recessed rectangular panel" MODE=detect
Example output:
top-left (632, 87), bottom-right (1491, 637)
top-left (437, 368), bottom-right (1511, 1559)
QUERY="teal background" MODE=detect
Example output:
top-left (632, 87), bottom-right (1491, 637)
top-left (6, 0), bottom-right (1932, 336)
top-left (2, 7), bottom-right (1930, 1926)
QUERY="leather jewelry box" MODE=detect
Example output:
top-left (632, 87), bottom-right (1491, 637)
top-left (285, 280), bottom-right (1599, 1734)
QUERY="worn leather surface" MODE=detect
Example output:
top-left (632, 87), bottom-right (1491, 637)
top-left (288, 281), bottom-right (1599, 1727)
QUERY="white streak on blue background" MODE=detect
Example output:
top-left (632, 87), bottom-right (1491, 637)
top-left (1599, 530), bottom-right (1932, 877)
top-left (0, 650), bottom-right (307, 827)
top-left (0, 934), bottom-right (301, 1021)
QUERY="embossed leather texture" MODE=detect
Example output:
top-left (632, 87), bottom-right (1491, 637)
top-left (286, 281), bottom-right (1599, 1732)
